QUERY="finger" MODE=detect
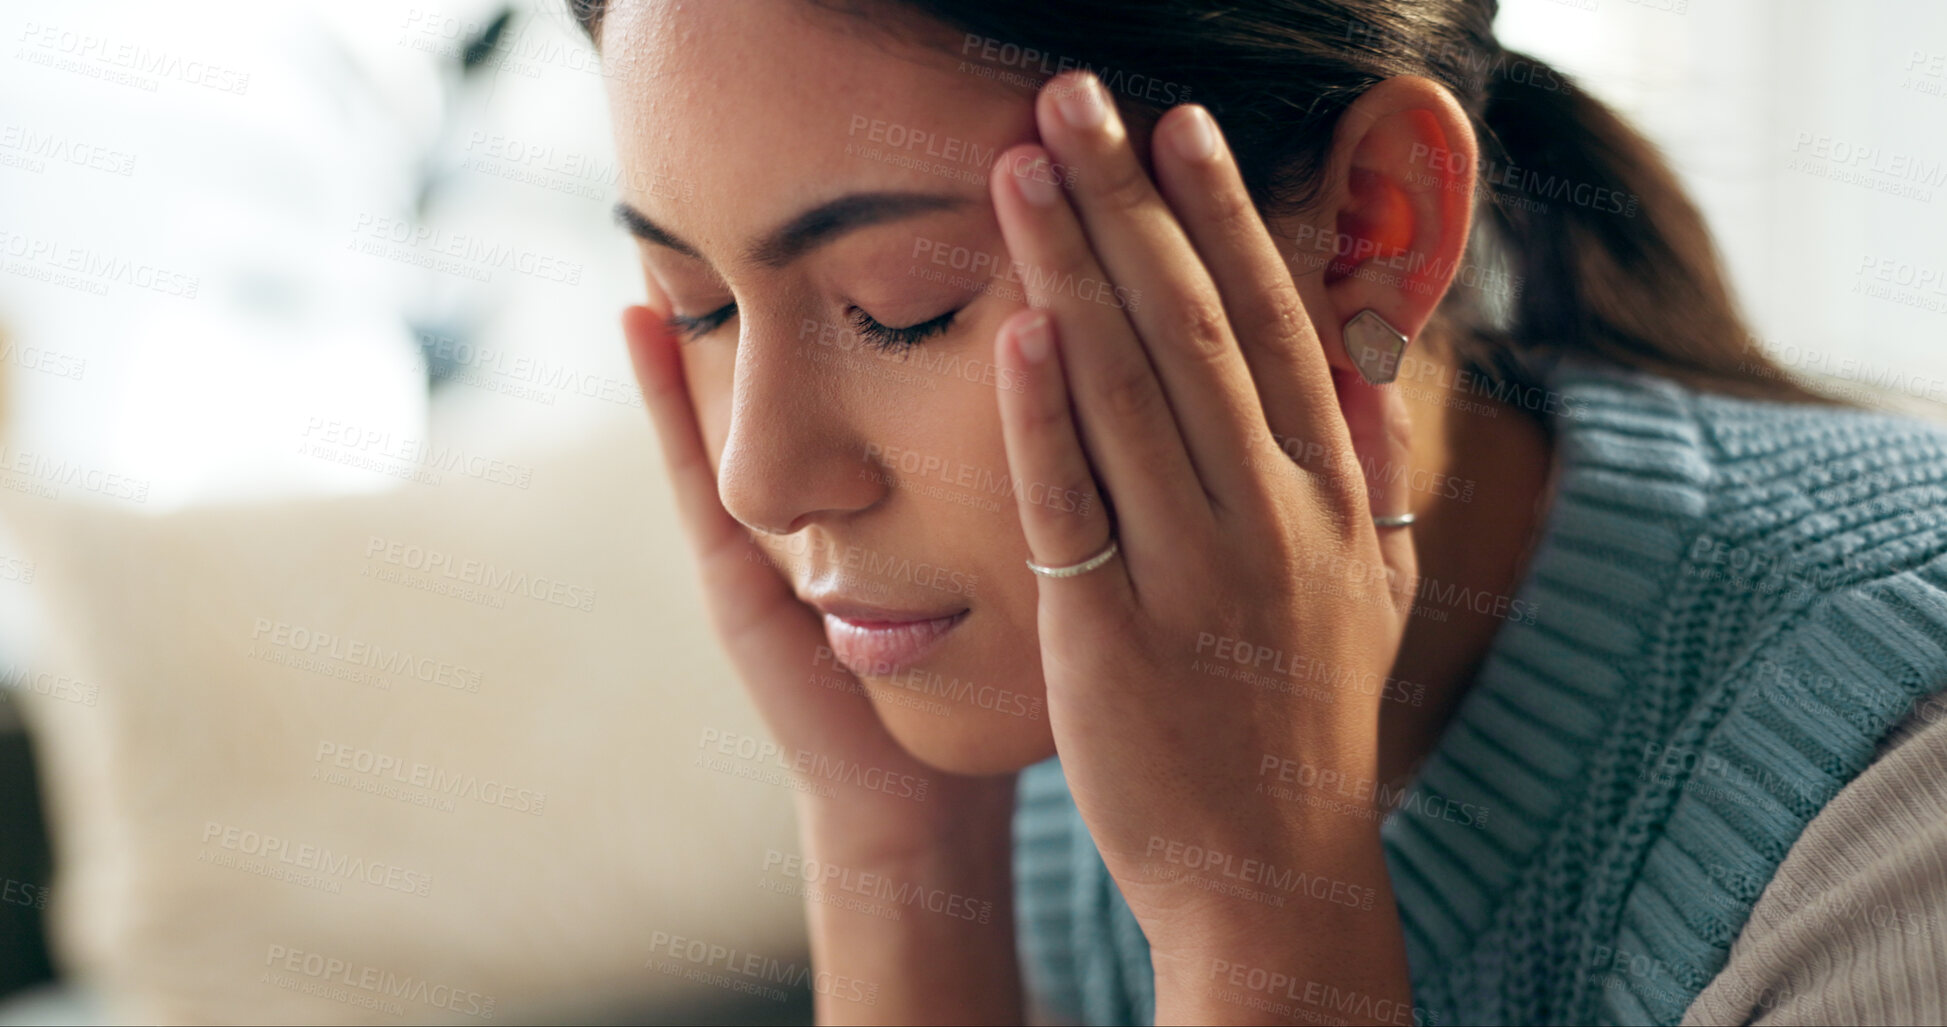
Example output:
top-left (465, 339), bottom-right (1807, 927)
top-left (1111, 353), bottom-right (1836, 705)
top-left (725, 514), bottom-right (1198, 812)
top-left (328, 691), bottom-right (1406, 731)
top-left (989, 143), bottom-right (1209, 543)
top-left (993, 309), bottom-right (1131, 610)
top-left (623, 304), bottom-right (745, 558)
top-left (1031, 72), bottom-right (1273, 504)
top-left (622, 305), bottom-right (809, 642)
top-left (1335, 369), bottom-right (1420, 616)
top-left (1147, 103), bottom-right (1350, 480)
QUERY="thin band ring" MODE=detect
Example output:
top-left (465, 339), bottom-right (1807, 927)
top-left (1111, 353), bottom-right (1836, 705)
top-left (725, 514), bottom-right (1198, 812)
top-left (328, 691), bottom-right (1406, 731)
top-left (1029, 515), bottom-right (1403, 577)
top-left (1026, 537), bottom-right (1120, 578)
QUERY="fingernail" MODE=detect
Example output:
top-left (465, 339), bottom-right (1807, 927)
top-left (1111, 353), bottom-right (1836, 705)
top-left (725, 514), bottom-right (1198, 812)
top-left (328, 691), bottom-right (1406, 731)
top-left (1013, 155), bottom-right (1062, 207)
top-left (1014, 313), bottom-right (1052, 363)
top-left (1056, 75), bottom-right (1108, 130)
top-left (1172, 106), bottom-right (1219, 163)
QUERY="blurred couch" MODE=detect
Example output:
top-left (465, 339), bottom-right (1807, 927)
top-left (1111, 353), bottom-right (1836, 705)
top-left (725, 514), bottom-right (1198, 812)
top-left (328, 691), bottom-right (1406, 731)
top-left (0, 411), bottom-right (809, 1024)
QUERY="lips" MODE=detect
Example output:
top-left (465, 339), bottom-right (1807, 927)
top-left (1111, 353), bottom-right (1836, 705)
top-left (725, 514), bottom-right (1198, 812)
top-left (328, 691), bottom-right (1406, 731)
top-left (817, 602), bottom-right (968, 677)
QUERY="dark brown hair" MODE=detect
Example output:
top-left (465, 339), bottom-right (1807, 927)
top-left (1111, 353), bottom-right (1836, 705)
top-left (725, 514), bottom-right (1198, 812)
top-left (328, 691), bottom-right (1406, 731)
top-left (572, 0), bottom-right (1839, 410)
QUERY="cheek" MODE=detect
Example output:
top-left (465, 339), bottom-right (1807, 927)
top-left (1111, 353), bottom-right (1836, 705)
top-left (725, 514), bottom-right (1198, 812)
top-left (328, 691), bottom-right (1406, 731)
top-left (872, 357), bottom-right (1020, 537)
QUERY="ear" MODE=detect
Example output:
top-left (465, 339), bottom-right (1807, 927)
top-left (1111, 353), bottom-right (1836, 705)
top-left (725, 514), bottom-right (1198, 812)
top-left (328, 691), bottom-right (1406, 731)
top-left (1277, 75), bottom-right (1478, 382)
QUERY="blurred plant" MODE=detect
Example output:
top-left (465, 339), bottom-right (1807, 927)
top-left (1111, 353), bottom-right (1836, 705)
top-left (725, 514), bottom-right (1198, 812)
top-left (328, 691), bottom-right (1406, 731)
top-left (412, 4), bottom-right (517, 388)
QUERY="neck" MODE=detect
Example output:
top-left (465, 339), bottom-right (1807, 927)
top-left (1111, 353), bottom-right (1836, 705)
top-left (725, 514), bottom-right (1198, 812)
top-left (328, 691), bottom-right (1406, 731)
top-left (1375, 331), bottom-right (1559, 793)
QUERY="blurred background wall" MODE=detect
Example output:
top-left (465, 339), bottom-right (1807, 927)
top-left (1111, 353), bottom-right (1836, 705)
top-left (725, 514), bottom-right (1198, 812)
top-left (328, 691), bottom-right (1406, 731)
top-left (0, 0), bottom-right (1941, 1022)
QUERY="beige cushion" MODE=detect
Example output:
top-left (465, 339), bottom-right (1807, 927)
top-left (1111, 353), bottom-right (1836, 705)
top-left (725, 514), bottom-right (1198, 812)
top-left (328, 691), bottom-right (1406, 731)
top-left (6, 416), bottom-right (805, 1023)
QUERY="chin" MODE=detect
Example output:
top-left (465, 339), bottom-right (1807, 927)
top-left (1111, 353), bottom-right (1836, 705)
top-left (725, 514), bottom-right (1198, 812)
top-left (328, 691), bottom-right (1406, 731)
top-left (867, 693), bottom-right (1058, 775)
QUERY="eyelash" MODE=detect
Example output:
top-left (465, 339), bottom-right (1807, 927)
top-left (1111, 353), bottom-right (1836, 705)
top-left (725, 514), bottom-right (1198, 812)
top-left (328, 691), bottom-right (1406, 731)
top-left (848, 305), bottom-right (959, 353)
top-left (664, 302), bottom-right (961, 353)
top-left (667, 302), bottom-right (736, 341)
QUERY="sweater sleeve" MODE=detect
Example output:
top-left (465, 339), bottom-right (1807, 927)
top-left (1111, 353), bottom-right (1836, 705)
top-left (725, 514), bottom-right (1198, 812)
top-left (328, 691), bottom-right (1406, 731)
top-left (1681, 689), bottom-right (1947, 1025)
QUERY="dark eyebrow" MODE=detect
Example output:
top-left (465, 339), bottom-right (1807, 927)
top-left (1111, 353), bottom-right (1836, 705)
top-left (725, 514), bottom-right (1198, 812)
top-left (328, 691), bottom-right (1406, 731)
top-left (613, 191), bottom-right (969, 272)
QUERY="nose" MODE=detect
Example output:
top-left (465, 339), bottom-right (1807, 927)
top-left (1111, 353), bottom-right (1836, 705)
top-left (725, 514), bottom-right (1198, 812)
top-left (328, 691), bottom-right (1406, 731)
top-left (716, 314), bottom-right (885, 536)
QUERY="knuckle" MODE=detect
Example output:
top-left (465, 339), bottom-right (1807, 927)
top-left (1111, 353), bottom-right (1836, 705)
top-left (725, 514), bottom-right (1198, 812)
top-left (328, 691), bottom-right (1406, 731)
top-left (1265, 532), bottom-right (1308, 584)
top-left (1056, 226), bottom-right (1100, 275)
top-left (1248, 287), bottom-right (1310, 352)
top-left (1098, 156), bottom-right (1155, 213)
top-left (1232, 480), bottom-right (1295, 539)
top-left (1168, 294), bottom-right (1231, 363)
top-left (1099, 359), bottom-right (1163, 421)
top-left (1019, 390), bottom-right (1072, 437)
top-left (1282, 470), bottom-right (1361, 541)
top-left (1210, 185), bottom-right (1263, 244)
top-left (1284, 432), bottom-right (1343, 479)
top-left (1026, 250), bottom-right (1089, 308)
top-left (1323, 477), bottom-right (1372, 539)
top-left (1283, 487), bottom-right (1363, 566)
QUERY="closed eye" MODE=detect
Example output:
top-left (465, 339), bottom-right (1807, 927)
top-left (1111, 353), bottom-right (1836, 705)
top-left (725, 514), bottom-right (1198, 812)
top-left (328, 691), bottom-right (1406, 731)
top-left (664, 301), bottom-right (960, 354)
top-left (849, 305), bottom-right (959, 353)
top-left (666, 301), bottom-right (736, 341)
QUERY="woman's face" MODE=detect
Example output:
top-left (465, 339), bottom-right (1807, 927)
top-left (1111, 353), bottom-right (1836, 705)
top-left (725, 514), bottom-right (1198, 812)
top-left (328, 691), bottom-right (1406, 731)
top-left (603, 0), bottom-right (1170, 774)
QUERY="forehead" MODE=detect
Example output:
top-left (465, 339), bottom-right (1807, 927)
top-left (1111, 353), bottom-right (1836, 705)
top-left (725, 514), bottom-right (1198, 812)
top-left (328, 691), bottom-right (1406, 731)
top-left (601, 0), bottom-right (1036, 258)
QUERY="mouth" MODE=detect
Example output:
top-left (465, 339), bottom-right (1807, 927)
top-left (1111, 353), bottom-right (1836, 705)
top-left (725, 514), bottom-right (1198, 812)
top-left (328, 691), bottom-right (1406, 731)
top-left (813, 599), bottom-right (969, 677)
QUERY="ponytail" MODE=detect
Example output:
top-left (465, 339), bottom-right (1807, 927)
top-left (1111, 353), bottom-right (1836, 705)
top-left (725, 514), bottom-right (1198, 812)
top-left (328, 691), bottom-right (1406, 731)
top-left (1448, 48), bottom-right (1833, 404)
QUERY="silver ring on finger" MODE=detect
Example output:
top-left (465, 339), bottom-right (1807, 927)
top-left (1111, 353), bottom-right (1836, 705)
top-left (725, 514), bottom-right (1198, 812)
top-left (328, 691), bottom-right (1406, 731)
top-left (1026, 536), bottom-right (1120, 578)
top-left (1373, 512), bottom-right (1416, 529)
